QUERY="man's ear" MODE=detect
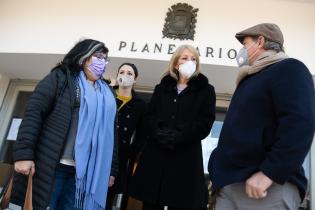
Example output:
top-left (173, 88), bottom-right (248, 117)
top-left (258, 36), bottom-right (265, 48)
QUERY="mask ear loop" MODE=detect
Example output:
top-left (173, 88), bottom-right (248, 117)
top-left (247, 37), bottom-right (263, 64)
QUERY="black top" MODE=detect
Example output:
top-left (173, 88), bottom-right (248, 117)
top-left (129, 73), bottom-right (216, 208)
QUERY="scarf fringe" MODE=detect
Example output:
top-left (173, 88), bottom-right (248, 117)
top-left (83, 194), bottom-right (105, 210)
top-left (75, 176), bottom-right (86, 208)
top-left (75, 177), bottom-right (106, 210)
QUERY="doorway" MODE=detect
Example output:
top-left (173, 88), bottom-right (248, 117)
top-left (0, 91), bottom-right (32, 163)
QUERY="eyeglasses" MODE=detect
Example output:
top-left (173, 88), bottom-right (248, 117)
top-left (93, 51), bottom-right (110, 64)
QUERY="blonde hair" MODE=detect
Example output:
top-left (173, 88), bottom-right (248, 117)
top-left (164, 44), bottom-right (201, 80)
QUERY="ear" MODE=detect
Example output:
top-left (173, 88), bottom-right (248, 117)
top-left (258, 36), bottom-right (265, 48)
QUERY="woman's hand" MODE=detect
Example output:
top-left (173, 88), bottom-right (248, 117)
top-left (14, 160), bottom-right (35, 176)
top-left (108, 176), bottom-right (115, 187)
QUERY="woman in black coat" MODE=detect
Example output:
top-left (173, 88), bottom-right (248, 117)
top-left (106, 63), bottom-right (146, 210)
top-left (129, 45), bottom-right (216, 210)
top-left (12, 39), bottom-right (118, 210)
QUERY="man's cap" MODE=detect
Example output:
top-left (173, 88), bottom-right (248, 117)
top-left (235, 23), bottom-right (284, 45)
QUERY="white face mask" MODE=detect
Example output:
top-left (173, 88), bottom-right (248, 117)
top-left (236, 42), bottom-right (258, 67)
top-left (236, 47), bottom-right (249, 67)
top-left (117, 74), bottom-right (135, 87)
top-left (178, 60), bottom-right (196, 79)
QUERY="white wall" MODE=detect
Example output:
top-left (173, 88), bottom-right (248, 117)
top-left (0, 0), bottom-right (315, 73)
top-left (0, 73), bottom-right (10, 110)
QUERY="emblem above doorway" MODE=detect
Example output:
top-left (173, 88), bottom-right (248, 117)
top-left (162, 3), bottom-right (199, 40)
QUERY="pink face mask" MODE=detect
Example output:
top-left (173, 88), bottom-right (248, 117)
top-left (88, 57), bottom-right (106, 79)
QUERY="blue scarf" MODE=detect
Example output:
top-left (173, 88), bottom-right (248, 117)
top-left (75, 71), bottom-right (116, 210)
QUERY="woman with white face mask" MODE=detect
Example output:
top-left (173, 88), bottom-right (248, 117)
top-left (105, 63), bottom-right (146, 210)
top-left (129, 45), bottom-right (216, 210)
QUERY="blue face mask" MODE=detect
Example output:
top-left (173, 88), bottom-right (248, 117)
top-left (88, 57), bottom-right (106, 79)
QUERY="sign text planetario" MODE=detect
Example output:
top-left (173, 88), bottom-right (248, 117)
top-left (118, 41), bottom-right (237, 60)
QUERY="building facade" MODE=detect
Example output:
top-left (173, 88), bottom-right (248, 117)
top-left (0, 0), bottom-right (314, 209)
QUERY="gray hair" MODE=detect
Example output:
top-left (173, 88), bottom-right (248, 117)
top-left (78, 43), bottom-right (103, 65)
top-left (252, 36), bottom-right (284, 53)
top-left (264, 40), bottom-right (284, 52)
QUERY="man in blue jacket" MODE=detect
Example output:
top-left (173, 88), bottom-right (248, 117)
top-left (208, 23), bottom-right (315, 210)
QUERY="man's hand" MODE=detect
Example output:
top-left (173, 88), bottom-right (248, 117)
top-left (108, 176), bottom-right (115, 187)
top-left (14, 160), bottom-right (35, 176)
top-left (245, 171), bottom-right (273, 199)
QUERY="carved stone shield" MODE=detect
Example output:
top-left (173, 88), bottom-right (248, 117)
top-left (162, 3), bottom-right (199, 40)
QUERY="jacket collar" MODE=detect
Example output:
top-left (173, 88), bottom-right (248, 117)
top-left (114, 86), bottom-right (143, 107)
top-left (114, 85), bottom-right (141, 98)
top-left (160, 73), bottom-right (209, 92)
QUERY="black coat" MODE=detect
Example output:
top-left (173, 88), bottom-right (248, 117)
top-left (208, 58), bottom-right (315, 199)
top-left (111, 88), bottom-right (146, 193)
top-left (129, 73), bottom-right (216, 208)
top-left (11, 68), bottom-right (119, 209)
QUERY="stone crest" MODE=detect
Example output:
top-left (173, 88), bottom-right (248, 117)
top-left (162, 3), bottom-right (199, 40)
